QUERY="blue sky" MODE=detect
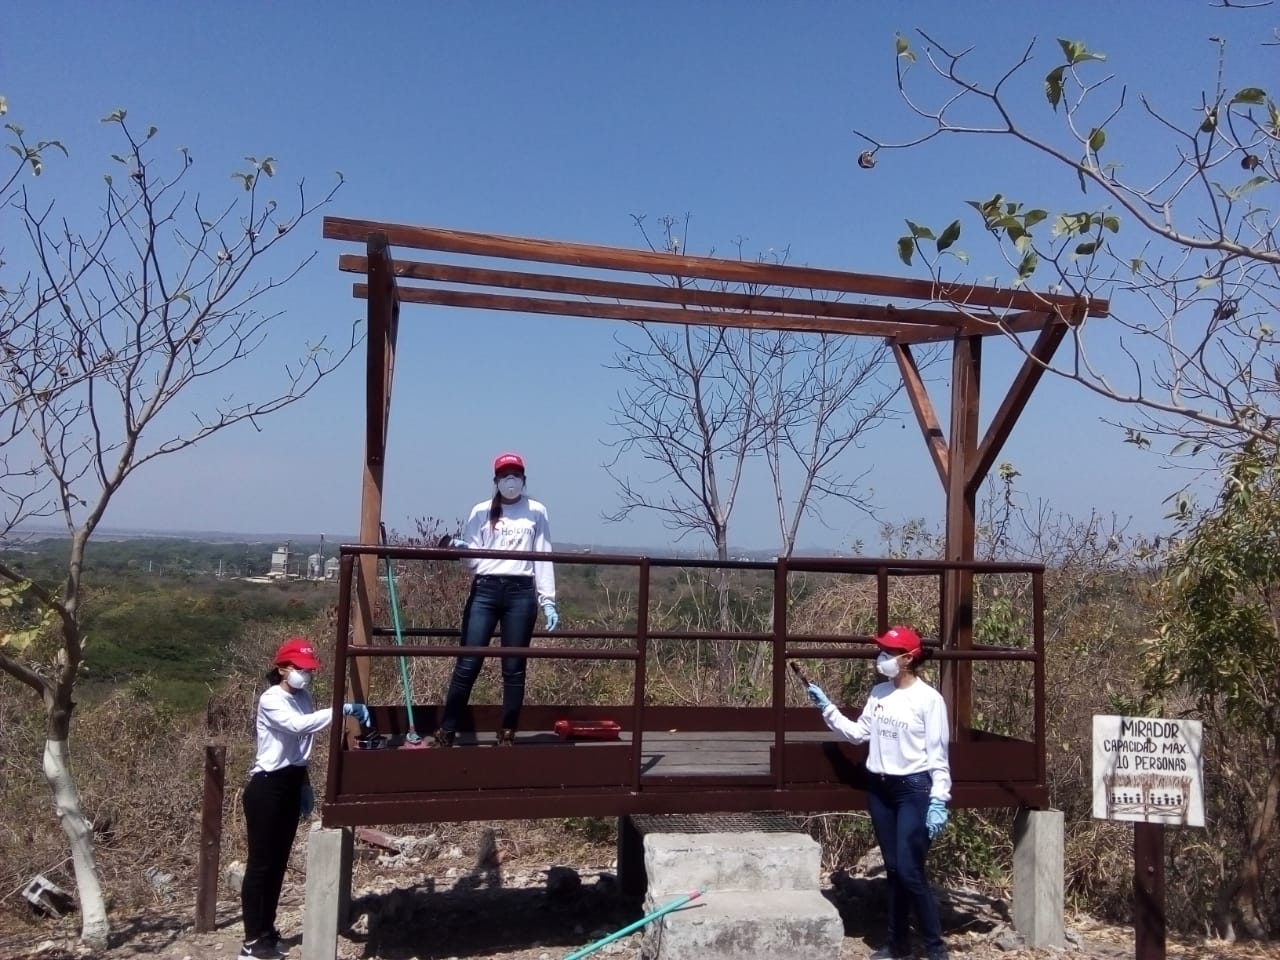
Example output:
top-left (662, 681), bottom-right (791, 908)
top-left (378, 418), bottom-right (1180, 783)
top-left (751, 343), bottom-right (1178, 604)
top-left (3, 2), bottom-right (1272, 551)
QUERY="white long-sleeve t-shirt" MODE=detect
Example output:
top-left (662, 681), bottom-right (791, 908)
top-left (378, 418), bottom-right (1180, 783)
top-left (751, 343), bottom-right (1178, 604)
top-left (459, 495), bottom-right (556, 605)
top-left (250, 684), bottom-right (333, 775)
top-left (821, 678), bottom-right (952, 802)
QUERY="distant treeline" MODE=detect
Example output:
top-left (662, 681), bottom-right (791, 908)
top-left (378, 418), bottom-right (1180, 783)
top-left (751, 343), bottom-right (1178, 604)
top-left (1, 536), bottom-right (333, 579)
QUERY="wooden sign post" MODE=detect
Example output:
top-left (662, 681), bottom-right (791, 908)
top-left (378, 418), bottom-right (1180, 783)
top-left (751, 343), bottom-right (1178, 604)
top-left (1092, 716), bottom-right (1205, 960)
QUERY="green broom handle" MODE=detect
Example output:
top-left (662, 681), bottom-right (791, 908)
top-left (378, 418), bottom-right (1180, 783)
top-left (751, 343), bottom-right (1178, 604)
top-left (561, 889), bottom-right (702, 960)
top-left (379, 523), bottom-right (418, 735)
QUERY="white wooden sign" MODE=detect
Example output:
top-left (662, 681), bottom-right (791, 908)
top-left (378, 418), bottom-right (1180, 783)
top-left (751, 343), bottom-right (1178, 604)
top-left (1092, 715), bottom-right (1205, 828)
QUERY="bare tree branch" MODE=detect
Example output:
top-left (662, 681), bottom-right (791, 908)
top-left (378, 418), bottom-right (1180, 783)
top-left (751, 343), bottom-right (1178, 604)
top-left (0, 102), bottom-right (357, 948)
top-left (863, 25), bottom-right (1280, 453)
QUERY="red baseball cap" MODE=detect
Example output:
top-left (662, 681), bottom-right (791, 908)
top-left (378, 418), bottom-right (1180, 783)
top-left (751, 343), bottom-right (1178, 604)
top-left (876, 625), bottom-right (923, 658)
top-left (493, 452), bottom-right (525, 474)
top-left (274, 637), bottom-right (320, 670)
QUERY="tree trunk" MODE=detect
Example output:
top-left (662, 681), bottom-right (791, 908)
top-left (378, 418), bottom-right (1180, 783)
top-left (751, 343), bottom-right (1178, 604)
top-left (714, 530), bottom-right (733, 699)
top-left (1232, 757), bottom-right (1280, 939)
top-left (43, 736), bottom-right (109, 947)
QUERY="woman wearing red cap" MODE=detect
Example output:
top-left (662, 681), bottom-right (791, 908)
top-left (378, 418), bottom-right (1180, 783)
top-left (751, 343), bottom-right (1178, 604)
top-left (238, 638), bottom-right (370, 960)
top-left (434, 452), bottom-right (558, 747)
top-left (805, 626), bottom-right (952, 960)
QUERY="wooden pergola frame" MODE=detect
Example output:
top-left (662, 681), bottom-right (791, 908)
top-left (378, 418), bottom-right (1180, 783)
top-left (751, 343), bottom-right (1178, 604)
top-left (322, 215), bottom-right (1108, 732)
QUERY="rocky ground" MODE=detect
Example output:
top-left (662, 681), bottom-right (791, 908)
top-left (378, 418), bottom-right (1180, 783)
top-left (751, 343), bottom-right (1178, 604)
top-left (0, 830), bottom-right (1272, 960)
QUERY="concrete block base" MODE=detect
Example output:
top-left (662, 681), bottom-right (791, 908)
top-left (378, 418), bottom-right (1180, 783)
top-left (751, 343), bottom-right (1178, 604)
top-left (644, 831), bottom-right (823, 896)
top-left (642, 890), bottom-right (843, 960)
top-left (1013, 808), bottom-right (1065, 948)
top-left (302, 825), bottom-right (353, 960)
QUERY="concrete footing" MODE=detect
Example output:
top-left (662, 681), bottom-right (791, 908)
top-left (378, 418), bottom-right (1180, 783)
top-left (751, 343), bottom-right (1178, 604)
top-left (633, 821), bottom-right (843, 960)
top-left (301, 825), bottom-right (353, 960)
top-left (1012, 808), bottom-right (1065, 948)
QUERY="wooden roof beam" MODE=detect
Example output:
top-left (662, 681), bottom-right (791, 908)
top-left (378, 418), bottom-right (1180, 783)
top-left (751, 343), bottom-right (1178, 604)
top-left (352, 283), bottom-right (961, 340)
top-left (325, 216), bottom-right (1110, 318)
top-left (890, 310), bottom-right (1058, 346)
top-left (338, 254), bottom-right (1011, 331)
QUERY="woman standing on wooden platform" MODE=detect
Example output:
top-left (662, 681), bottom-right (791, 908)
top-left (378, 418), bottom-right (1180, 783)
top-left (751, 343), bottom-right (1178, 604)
top-left (434, 452), bottom-right (558, 747)
top-left (805, 626), bottom-right (951, 960)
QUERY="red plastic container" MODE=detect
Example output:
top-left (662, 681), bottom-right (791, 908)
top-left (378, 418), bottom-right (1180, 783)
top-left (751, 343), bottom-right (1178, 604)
top-left (554, 719), bottom-right (622, 741)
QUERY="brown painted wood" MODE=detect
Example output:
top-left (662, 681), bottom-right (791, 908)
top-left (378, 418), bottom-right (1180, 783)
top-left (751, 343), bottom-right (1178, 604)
top-left (325, 216), bottom-right (1109, 317)
top-left (339, 743), bottom-right (634, 792)
top-left (967, 303), bottom-right (1078, 493)
top-left (1134, 823), bottom-right (1167, 960)
top-left (943, 336), bottom-right (981, 736)
top-left (894, 342), bottom-right (949, 488)
top-left (318, 781), bottom-right (1050, 826)
top-left (777, 736), bottom-right (1038, 785)
top-left (339, 254), bottom-right (1014, 331)
top-left (350, 234), bottom-right (397, 703)
top-left (889, 309), bottom-right (1052, 345)
top-left (195, 744), bottom-right (225, 932)
top-left (354, 283), bottom-right (957, 340)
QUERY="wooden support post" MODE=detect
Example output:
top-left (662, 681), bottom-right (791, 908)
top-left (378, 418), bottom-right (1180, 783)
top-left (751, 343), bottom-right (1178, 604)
top-left (1134, 823), bottom-right (1166, 960)
top-left (350, 233), bottom-right (399, 706)
top-left (942, 335), bottom-right (981, 737)
top-left (893, 342), bottom-right (949, 489)
top-left (195, 744), bottom-right (226, 932)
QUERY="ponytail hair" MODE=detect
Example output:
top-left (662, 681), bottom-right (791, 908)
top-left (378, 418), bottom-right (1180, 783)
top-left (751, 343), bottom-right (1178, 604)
top-left (909, 642), bottom-right (938, 672)
top-left (265, 666), bottom-right (283, 687)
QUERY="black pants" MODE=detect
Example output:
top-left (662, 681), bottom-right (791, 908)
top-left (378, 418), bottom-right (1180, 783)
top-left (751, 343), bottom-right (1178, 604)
top-left (241, 765), bottom-right (305, 942)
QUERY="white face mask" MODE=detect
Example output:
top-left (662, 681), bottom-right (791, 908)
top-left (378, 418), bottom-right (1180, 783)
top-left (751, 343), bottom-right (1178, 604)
top-left (875, 652), bottom-right (902, 679)
top-left (497, 476), bottom-right (524, 500)
top-left (285, 668), bottom-right (313, 691)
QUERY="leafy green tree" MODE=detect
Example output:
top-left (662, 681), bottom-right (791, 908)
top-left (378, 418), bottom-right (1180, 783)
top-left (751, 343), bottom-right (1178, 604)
top-left (0, 99), bottom-right (355, 947)
top-left (861, 17), bottom-right (1279, 452)
top-left (1146, 447), bottom-right (1280, 938)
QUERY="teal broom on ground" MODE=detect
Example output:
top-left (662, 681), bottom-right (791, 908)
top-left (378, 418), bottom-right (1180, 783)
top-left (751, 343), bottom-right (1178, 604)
top-left (561, 889), bottom-right (703, 960)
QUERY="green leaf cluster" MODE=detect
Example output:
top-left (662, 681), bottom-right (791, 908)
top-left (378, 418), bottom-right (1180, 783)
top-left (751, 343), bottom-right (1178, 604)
top-left (896, 218), bottom-right (966, 266)
top-left (1147, 447), bottom-right (1280, 735)
top-left (1044, 38), bottom-right (1107, 111)
top-left (0, 580), bottom-right (56, 652)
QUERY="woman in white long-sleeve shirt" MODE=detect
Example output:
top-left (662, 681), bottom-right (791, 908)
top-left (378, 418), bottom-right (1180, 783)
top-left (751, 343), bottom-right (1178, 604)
top-left (805, 626), bottom-right (951, 960)
top-left (239, 638), bottom-right (369, 960)
top-left (434, 452), bottom-right (558, 747)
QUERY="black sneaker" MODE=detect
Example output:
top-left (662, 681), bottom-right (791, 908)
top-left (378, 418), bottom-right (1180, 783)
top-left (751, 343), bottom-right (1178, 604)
top-left (239, 937), bottom-right (286, 959)
top-left (869, 945), bottom-right (912, 960)
top-left (431, 728), bottom-right (456, 748)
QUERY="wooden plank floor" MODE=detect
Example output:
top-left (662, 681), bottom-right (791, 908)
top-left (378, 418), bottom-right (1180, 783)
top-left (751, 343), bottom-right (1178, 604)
top-left (437, 729), bottom-right (834, 777)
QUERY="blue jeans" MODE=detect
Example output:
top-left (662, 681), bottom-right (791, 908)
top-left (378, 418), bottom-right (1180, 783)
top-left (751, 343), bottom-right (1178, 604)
top-left (441, 574), bottom-right (538, 734)
top-left (867, 771), bottom-right (944, 953)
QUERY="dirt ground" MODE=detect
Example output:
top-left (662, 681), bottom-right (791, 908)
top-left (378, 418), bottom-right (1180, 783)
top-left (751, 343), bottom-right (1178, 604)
top-left (0, 841), bottom-right (1274, 960)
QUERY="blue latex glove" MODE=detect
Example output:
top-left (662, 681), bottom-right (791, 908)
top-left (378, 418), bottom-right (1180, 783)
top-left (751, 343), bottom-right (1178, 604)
top-left (926, 798), bottom-right (949, 840)
top-left (300, 783), bottom-right (315, 820)
top-left (450, 537), bottom-right (468, 549)
top-left (343, 703), bottom-right (371, 728)
top-left (542, 601), bottom-right (559, 631)
top-left (806, 682), bottom-right (832, 710)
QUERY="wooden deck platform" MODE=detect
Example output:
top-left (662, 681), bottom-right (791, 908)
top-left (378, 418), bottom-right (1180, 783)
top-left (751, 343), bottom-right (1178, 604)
top-left (322, 706), bottom-right (1046, 827)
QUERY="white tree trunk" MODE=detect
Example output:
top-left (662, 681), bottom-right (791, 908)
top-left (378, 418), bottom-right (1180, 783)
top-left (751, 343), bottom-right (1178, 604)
top-left (43, 738), bottom-right (109, 947)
